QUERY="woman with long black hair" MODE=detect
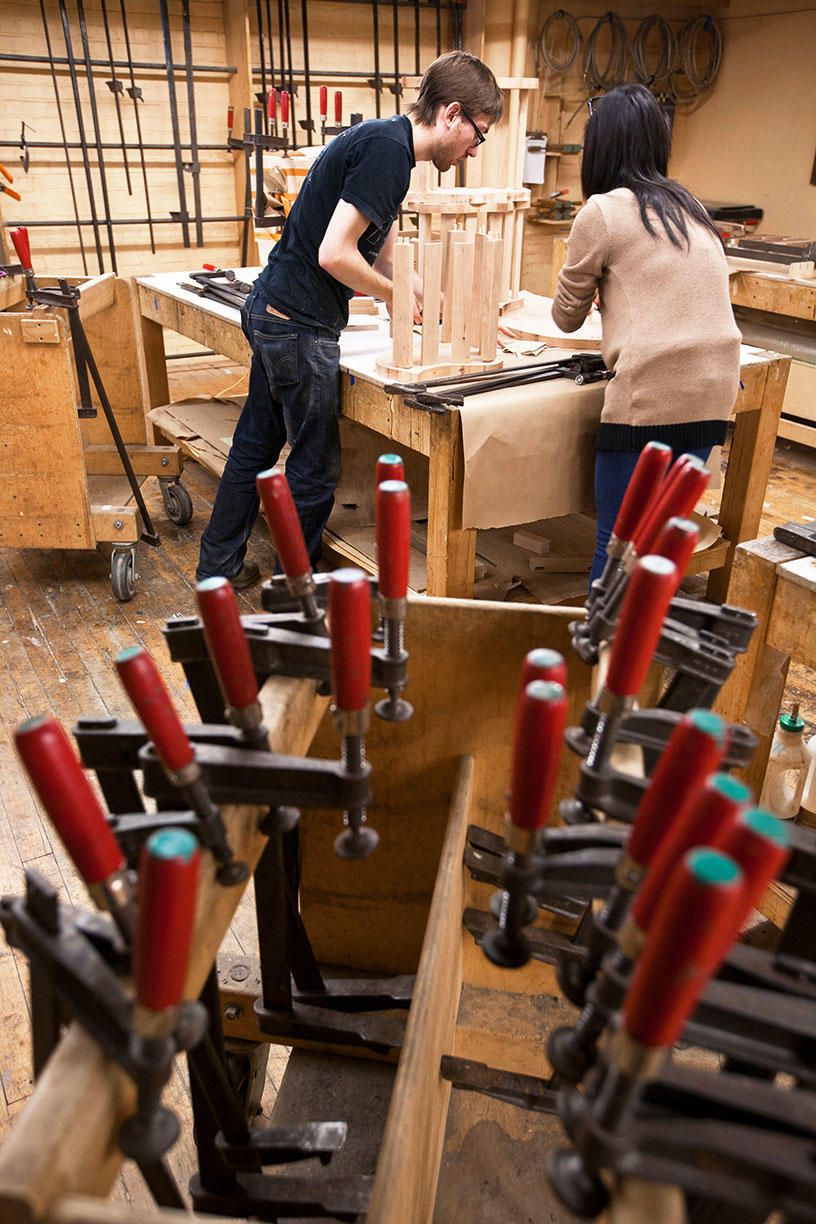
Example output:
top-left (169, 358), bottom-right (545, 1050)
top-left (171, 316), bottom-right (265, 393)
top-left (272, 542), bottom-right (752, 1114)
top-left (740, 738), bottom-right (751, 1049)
top-left (551, 83), bottom-right (741, 585)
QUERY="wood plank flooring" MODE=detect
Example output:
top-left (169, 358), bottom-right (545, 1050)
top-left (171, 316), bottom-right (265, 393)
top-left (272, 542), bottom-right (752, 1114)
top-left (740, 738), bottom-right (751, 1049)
top-left (0, 350), bottom-right (815, 1213)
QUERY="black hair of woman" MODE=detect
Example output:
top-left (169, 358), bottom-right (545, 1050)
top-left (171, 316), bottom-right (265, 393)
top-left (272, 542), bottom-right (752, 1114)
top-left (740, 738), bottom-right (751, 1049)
top-left (581, 83), bottom-right (722, 249)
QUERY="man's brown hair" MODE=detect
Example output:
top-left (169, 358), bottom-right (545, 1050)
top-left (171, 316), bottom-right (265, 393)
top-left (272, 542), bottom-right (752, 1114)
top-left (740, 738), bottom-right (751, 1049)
top-left (408, 51), bottom-right (504, 127)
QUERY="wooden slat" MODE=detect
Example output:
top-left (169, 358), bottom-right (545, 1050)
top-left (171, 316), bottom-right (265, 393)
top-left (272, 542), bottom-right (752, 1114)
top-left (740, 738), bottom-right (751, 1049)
top-left (83, 446), bottom-right (183, 478)
top-left (366, 756), bottom-right (473, 1224)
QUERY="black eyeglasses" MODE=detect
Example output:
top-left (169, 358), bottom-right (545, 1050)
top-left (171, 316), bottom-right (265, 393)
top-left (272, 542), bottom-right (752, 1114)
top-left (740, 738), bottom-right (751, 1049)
top-left (587, 95), bottom-right (604, 116)
top-left (460, 107), bottom-right (486, 146)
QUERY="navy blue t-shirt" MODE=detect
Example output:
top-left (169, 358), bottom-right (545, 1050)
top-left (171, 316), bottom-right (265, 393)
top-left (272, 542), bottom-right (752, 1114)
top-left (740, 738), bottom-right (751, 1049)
top-left (256, 115), bottom-right (415, 333)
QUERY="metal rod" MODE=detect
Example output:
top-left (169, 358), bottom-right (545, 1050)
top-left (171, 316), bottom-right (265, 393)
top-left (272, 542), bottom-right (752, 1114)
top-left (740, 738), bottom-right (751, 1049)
top-left (120, 0), bottom-right (157, 254)
top-left (100, 0), bottom-right (133, 194)
top-left (39, 0), bottom-right (88, 275)
top-left (158, 0), bottom-right (191, 247)
top-left (256, 0), bottom-right (268, 133)
top-left (393, 0), bottom-right (400, 113)
top-left (58, 0), bottom-right (105, 273)
top-left (283, 0), bottom-right (296, 136)
top-left (254, 108), bottom-right (265, 223)
top-left (265, 0), bottom-right (276, 129)
top-left (0, 51), bottom-right (236, 73)
top-left (276, 0), bottom-right (286, 94)
top-left (241, 108), bottom-right (252, 266)
top-left (181, 0), bottom-right (204, 246)
top-left (372, 0), bottom-right (382, 117)
top-left (75, 0), bottom-right (119, 273)
top-left (414, 0), bottom-right (421, 73)
top-left (436, 0), bottom-right (441, 55)
top-left (300, 0), bottom-right (313, 142)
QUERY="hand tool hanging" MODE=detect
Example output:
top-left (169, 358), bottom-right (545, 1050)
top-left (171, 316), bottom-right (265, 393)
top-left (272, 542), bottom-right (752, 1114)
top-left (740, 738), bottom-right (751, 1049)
top-left (119, 0), bottom-right (157, 255)
top-left (255, 0), bottom-right (269, 132)
top-left (100, 0), bottom-right (132, 194)
top-left (299, 0), bottom-right (313, 143)
top-left (158, 0), bottom-right (191, 248)
top-left (181, 0), bottom-right (204, 247)
top-left (12, 227), bottom-right (160, 546)
top-left (282, 0), bottom-right (296, 137)
top-left (74, 0), bottom-right (119, 273)
top-left (58, 0), bottom-right (106, 273)
top-left (38, 0), bottom-right (88, 275)
top-left (392, 0), bottom-right (401, 113)
top-left (0, 164), bottom-right (21, 203)
top-left (371, 0), bottom-right (382, 117)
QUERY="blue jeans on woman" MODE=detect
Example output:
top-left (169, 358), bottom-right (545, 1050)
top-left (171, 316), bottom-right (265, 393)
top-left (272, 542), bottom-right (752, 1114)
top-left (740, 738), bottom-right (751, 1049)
top-left (590, 446), bottom-right (712, 588)
top-left (196, 286), bottom-right (342, 581)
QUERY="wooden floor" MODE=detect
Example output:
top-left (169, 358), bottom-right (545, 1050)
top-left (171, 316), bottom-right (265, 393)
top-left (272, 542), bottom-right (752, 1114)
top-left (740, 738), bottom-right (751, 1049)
top-left (0, 349), bottom-right (815, 1213)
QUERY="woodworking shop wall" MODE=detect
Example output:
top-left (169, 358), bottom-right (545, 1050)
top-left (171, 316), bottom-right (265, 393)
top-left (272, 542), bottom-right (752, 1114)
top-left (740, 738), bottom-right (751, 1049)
top-left (0, 0), bottom-right (445, 277)
top-left (670, 0), bottom-right (816, 237)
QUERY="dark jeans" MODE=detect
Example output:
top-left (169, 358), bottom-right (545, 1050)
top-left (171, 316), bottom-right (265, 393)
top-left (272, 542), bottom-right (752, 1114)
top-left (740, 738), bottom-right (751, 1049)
top-left (590, 445), bottom-right (712, 587)
top-left (197, 286), bottom-right (342, 581)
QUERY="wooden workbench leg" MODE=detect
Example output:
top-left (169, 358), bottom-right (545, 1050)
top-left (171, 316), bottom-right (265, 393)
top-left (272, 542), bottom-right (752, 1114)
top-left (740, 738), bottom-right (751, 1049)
top-left (130, 282), bottom-right (170, 447)
top-left (715, 538), bottom-right (800, 797)
top-left (706, 356), bottom-right (788, 603)
top-left (426, 410), bottom-right (476, 599)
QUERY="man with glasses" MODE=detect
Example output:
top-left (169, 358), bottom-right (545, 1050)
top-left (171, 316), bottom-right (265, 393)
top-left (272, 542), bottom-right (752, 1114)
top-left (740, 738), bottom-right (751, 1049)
top-left (197, 50), bottom-right (502, 589)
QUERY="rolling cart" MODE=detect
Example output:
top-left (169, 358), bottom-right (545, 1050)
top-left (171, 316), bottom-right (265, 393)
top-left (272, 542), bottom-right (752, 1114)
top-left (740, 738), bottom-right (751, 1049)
top-left (0, 265), bottom-right (192, 601)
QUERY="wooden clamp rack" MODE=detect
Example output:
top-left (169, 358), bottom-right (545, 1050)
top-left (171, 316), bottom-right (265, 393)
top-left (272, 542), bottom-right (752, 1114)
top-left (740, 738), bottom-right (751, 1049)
top-left (0, 273), bottom-right (191, 601)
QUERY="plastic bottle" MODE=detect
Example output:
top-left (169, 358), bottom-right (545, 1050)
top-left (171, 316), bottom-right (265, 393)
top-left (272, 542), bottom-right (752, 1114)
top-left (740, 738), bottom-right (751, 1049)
top-left (798, 732), bottom-right (816, 828)
top-left (759, 704), bottom-right (809, 819)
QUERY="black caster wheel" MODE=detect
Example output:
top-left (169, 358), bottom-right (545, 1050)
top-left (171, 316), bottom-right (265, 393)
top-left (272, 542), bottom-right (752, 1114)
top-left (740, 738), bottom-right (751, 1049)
top-left (111, 548), bottom-right (137, 601)
top-left (547, 1148), bottom-right (609, 1219)
top-left (162, 480), bottom-right (194, 525)
top-left (547, 1026), bottom-right (593, 1084)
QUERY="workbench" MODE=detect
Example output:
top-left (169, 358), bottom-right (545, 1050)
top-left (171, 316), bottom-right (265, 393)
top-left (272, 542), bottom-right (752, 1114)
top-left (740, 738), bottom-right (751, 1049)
top-left (718, 536), bottom-right (816, 929)
top-left (727, 258), bottom-right (816, 449)
top-left (135, 270), bottom-right (790, 602)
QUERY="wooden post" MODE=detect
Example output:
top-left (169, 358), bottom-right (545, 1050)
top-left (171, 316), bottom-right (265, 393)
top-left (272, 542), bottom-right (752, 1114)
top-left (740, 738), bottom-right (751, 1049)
top-left (450, 237), bottom-right (475, 362)
top-left (391, 237), bottom-right (415, 370)
top-left (420, 241), bottom-right (442, 367)
top-left (440, 221), bottom-right (457, 344)
top-left (480, 234), bottom-right (503, 361)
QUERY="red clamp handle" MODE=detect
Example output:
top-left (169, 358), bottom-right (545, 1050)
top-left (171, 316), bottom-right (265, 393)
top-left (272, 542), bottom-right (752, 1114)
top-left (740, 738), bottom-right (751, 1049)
top-left (611, 441), bottom-right (672, 545)
top-left (519, 647), bottom-right (567, 691)
top-left (650, 516), bottom-right (699, 579)
top-left (15, 716), bottom-right (123, 886)
top-left (281, 90), bottom-right (290, 125)
top-left (631, 772), bottom-right (750, 936)
top-left (376, 453), bottom-right (404, 485)
top-left (334, 91), bottom-right (342, 124)
top-left (319, 85), bottom-right (328, 121)
top-left (376, 480), bottom-right (410, 600)
top-left (508, 680), bottom-right (567, 832)
top-left (115, 646), bottom-right (194, 773)
top-left (627, 709), bottom-right (727, 871)
top-left (623, 847), bottom-right (744, 1049)
top-left (133, 828), bottom-right (200, 1013)
top-left (634, 456), bottom-right (710, 557)
top-left (256, 468), bottom-right (311, 581)
top-left (268, 89), bottom-right (277, 121)
top-left (328, 568), bottom-right (372, 712)
top-left (10, 227), bottom-right (32, 271)
top-left (195, 577), bottom-right (259, 711)
top-left (713, 807), bottom-right (790, 931)
top-left (227, 106), bottom-right (234, 131)
top-left (605, 556), bottom-right (677, 698)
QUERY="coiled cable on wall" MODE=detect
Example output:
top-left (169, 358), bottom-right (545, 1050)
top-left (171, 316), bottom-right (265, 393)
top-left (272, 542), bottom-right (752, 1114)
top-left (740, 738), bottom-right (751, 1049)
top-left (582, 11), bottom-right (632, 90)
top-left (632, 14), bottom-right (677, 87)
top-left (679, 15), bottom-right (723, 93)
top-left (537, 8), bottom-right (582, 74)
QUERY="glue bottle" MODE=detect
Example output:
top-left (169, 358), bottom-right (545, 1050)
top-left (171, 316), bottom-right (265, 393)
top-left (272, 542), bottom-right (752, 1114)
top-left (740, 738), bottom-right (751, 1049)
top-left (798, 732), bottom-right (816, 829)
top-left (759, 704), bottom-right (808, 819)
